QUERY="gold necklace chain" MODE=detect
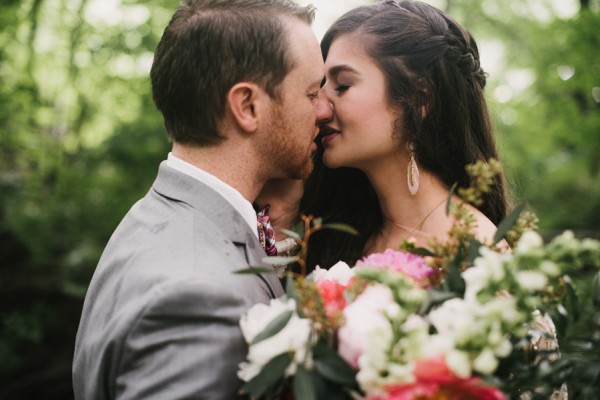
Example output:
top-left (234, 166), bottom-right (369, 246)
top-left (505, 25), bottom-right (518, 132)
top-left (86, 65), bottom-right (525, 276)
top-left (385, 197), bottom-right (447, 238)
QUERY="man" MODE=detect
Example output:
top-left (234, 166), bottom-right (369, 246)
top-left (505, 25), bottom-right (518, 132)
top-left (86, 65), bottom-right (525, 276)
top-left (72, 0), bottom-right (331, 398)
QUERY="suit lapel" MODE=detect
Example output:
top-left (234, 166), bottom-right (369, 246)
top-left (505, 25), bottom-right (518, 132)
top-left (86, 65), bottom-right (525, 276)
top-left (244, 230), bottom-right (285, 298)
top-left (152, 162), bottom-right (284, 298)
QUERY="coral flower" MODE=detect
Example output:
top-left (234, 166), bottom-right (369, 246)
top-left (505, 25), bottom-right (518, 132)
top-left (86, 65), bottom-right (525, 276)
top-left (316, 278), bottom-right (351, 318)
top-left (367, 357), bottom-right (506, 400)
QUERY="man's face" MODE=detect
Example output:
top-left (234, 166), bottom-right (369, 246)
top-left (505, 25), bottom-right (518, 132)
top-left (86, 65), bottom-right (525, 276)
top-left (263, 19), bottom-right (327, 180)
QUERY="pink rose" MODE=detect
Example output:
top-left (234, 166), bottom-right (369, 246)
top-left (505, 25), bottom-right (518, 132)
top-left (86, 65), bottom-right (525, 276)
top-left (357, 249), bottom-right (436, 287)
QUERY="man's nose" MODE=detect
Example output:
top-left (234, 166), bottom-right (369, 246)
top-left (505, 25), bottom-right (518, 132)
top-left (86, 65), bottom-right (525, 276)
top-left (315, 91), bottom-right (333, 124)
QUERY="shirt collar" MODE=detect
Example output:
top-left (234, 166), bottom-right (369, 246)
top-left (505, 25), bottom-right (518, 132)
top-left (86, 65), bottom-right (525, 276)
top-left (166, 152), bottom-right (258, 238)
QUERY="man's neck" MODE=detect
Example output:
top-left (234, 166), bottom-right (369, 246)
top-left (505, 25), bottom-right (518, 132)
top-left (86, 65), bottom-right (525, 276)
top-left (171, 142), bottom-right (264, 203)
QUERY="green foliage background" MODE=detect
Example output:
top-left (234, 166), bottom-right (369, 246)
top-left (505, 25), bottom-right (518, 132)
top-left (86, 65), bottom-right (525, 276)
top-left (0, 0), bottom-right (598, 398)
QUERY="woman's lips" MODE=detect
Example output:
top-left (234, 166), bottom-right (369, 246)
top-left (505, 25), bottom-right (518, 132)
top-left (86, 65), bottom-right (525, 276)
top-left (321, 133), bottom-right (340, 146)
top-left (320, 127), bottom-right (341, 146)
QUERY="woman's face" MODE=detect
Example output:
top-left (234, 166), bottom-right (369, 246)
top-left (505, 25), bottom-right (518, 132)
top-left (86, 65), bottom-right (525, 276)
top-left (320, 34), bottom-right (402, 170)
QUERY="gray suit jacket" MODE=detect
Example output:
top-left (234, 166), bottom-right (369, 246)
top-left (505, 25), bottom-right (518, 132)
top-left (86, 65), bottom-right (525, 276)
top-left (73, 162), bottom-right (284, 399)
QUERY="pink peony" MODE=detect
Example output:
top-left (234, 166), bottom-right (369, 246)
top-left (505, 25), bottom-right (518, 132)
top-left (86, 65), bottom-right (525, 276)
top-left (367, 357), bottom-right (507, 400)
top-left (357, 249), bottom-right (436, 287)
top-left (337, 285), bottom-right (394, 369)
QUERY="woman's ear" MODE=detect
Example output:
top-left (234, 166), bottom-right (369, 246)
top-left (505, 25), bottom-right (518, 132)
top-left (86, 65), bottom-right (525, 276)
top-left (227, 82), bottom-right (262, 133)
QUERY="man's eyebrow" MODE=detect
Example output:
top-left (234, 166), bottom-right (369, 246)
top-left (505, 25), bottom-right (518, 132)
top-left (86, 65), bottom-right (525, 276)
top-left (309, 76), bottom-right (324, 89)
top-left (328, 64), bottom-right (359, 78)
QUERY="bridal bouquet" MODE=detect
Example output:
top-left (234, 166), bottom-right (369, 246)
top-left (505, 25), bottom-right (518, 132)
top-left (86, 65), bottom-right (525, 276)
top-left (236, 161), bottom-right (600, 399)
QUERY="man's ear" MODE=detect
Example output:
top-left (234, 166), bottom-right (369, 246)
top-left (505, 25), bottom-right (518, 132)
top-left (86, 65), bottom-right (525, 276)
top-left (227, 82), bottom-right (265, 134)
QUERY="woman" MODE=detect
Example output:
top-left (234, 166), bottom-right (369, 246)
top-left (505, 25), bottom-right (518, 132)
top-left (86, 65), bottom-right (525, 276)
top-left (300, 0), bottom-right (509, 270)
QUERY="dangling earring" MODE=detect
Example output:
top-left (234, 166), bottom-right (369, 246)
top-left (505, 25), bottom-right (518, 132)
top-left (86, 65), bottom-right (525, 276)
top-left (407, 141), bottom-right (420, 195)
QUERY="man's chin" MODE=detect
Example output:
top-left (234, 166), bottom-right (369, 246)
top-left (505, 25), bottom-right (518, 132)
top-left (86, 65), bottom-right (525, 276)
top-left (287, 159), bottom-right (313, 180)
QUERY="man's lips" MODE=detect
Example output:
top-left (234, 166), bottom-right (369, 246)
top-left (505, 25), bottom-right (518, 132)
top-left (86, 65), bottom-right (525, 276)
top-left (320, 126), bottom-right (341, 146)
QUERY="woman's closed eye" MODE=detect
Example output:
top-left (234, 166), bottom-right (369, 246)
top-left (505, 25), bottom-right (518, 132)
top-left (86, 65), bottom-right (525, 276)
top-left (334, 84), bottom-right (350, 93)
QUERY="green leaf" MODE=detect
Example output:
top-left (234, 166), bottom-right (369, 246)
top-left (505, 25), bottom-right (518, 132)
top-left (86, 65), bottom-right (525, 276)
top-left (446, 183), bottom-right (458, 215)
top-left (592, 271), bottom-right (600, 307)
top-left (286, 274), bottom-right (299, 300)
top-left (409, 247), bottom-right (435, 257)
top-left (262, 255), bottom-right (299, 265)
top-left (234, 267), bottom-right (276, 275)
top-left (292, 219), bottom-right (305, 239)
top-left (564, 279), bottom-right (580, 322)
top-left (446, 246), bottom-right (465, 295)
top-left (293, 367), bottom-right (317, 400)
top-left (281, 229), bottom-right (301, 240)
top-left (251, 310), bottom-right (294, 345)
top-left (466, 238), bottom-right (483, 264)
top-left (320, 223), bottom-right (359, 236)
top-left (314, 356), bottom-right (357, 387)
top-left (241, 353), bottom-right (292, 399)
top-left (493, 203), bottom-right (527, 244)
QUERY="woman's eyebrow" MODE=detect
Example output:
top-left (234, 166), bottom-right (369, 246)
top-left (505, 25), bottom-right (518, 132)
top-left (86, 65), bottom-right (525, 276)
top-left (328, 64), bottom-right (360, 78)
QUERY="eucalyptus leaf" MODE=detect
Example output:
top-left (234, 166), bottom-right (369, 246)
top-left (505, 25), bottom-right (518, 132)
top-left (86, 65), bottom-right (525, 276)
top-left (251, 310), bottom-right (293, 345)
top-left (466, 238), bottom-right (483, 264)
top-left (314, 356), bottom-right (357, 387)
top-left (293, 367), bottom-right (317, 400)
top-left (281, 229), bottom-right (301, 240)
top-left (234, 267), bottom-right (277, 275)
top-left (446, 183), bottom-right (458, 215)
top-left (564, 280), bottom-right (580, 321)
top-left (321, 223), bottom-right (359, 236)
top-left (409, 247), bottom-right (435, 257)
top-left (241, 353), bottom-right (292, 399)
top-left (493, 203), bottom-right (527, 244)
top-left (292, 219), bottom-right (305, 239)
top-left (262, 255), bottom-right (299, 265)
top-left (446, 246), bottom-right (465, 295)
top-left (286, 274), bottom-right (300, 303)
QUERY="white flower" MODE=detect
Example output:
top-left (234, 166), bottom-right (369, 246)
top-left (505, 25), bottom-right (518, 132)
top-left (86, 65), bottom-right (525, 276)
top-left (238, 298), bottom-right (312, 381)
top-left (464, 248), bottom-right (510, 300)
top-left (338, 284), bottom-right (394, 369)
top-left (313, 261), bottom-right (354, 285)
top-left (539, 260), bottom-right (560, 277)
top-left (494, 338), bottom-right (512, 357)
top-left (385, 303), bottom-right (401, 318)
top-left (473, 347), bottom-right (499, 375)
top-left (516, 270), bottom-right (548, 291)
top-left (515, 230), bottom-right (544, 254)
top-left (482, 297), bottom-right (522, 325)
top-left (428, 298), bottom-right (480, 344)
top-left (425, 334), bottom-right (455, 359)
top-left (446, 350), bottom-right (471, 378)
top-left (240, 298), bottom-right (293, 342)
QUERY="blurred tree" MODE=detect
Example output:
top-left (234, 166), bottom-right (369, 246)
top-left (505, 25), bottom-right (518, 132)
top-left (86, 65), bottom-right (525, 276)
top-left (443, 0), bottom-right (599, 235)
top-left (0, 0), bottom-right (172, 398)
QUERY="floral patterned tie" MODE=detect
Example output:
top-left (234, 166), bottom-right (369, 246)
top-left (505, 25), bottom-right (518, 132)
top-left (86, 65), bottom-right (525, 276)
top-left (256, 205), bottom-right (277, 256)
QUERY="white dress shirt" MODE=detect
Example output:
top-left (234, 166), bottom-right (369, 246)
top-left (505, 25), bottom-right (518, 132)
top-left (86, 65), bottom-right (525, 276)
top-left (166, 153), bottom-right (258, 238)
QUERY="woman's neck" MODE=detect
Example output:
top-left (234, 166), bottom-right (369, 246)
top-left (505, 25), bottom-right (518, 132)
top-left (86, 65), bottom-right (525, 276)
top-left (361, 158), bottom-right (452, 253)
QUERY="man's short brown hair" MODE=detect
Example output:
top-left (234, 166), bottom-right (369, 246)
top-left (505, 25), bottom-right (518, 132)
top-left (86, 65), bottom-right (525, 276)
top-left (150, 0), bottom-right (315, 145)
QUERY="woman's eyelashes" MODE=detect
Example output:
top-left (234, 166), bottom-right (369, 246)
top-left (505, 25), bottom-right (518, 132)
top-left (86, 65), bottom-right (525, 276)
top-left (334, 84), bottom-right (350, 93)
